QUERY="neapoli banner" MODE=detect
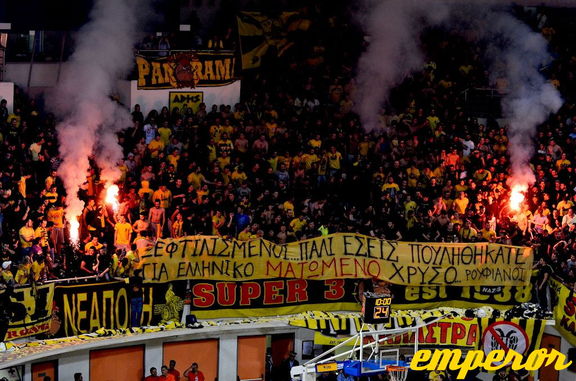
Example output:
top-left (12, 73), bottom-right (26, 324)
top-left (139, 234), bottom-right (533, 286)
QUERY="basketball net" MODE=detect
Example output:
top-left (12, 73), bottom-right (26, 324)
top-left (387, 365), bottom-right (408, 381)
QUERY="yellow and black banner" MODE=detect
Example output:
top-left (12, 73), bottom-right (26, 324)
top-left (189, 279), bottom-right (358, 319)
top-left (49, 279), bottom-right (357, 336)
top-left (169, 91), bottom-right (204, 114)
top-left (136, 51), bottom-right (236, 89)
top-left (53, 281), bottom-right (155, 337)
top-left (237, 11), bottom-right (311, 69)
top-left (139, 234), bottom-right (534, 286)
top-left (550, 278), bottom-right (576, 347)
top-left (0, 283), bottom-right (54, 341)
top-left (389, 283), bottom-right (532, 310)
top-left (291, 312), bottom-right (545, 351)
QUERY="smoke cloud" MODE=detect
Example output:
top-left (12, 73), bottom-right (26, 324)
top-left (485, 13), bottom-right (563, 186)
top-left (355, 1), bottom-right (562, 187)
top-left (354, 0), bottom-right (449, 131)
top-left (51, 0), bottom-right (144, 225)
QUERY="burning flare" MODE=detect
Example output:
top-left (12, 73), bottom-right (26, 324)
top-left (509, 184), bottom-right (528, 212)
top-left (105, 184), bottom-right (120, 213)
top-left (69, 219), bottom-right (80, 246)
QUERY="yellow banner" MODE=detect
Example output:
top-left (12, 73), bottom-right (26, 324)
top-left (1, 283), bottom-right (54, 341)
top-left (550, 278), bottom-right (576, 347)
top-left (169, 91), bottom-right (203, 114)
top-left (309, 315), bottom-right (545, 352)
top-left (312, 318), bottom-right (479, 348)
top-left (139, 234), bottom-right (533, 286)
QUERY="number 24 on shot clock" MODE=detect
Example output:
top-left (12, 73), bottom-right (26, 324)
top-left (364, 295), bottom-right (392, 323)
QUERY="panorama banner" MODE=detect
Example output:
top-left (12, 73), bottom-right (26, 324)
top-left (138, 234), bottom-right (534, 286)
top-left (0, 283), bottom-right (54, 341)
top-left (135, 51), bottom-right (236, 89)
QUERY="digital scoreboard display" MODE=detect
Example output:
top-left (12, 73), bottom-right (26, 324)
top-left (363, 294), bottom-right (392, 324)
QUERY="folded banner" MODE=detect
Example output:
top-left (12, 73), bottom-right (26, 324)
top-left (550, 278), bottom-right (576, 347)
top-left (139, 234), bottom-right (533, 286)
top-left (0, 283), bottom-right (54, 341)
top-left (136, 51), bottom-right (236, 89)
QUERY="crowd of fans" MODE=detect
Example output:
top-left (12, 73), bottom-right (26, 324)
top-left (1, 5), bottom-right (576, 317)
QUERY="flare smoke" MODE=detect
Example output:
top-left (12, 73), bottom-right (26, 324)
top-left (486, 13), bottom-right (562, 187)
top-left (355, 1), bottom-right (562, 185)
top-left (354, 0), bottom-right (448, 131)
top-left (52, 0), bottom-right (142, 224)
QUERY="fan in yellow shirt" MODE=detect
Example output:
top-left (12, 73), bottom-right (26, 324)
top-left (148, 135), bottom-right (165, 158)
top-left (15, 259), bottom-right (31, 285)
top-left (167, 149), bottom-right (181, 169)
top-left (290, 216), bottom-right (307, 233)
top-left (187, 168), bottom-right (206, 189)
top-left (152, 185), bottom-right (172, 209)
top-left (231, 166), bottom-right (248, 184)
top-left (453, 192), bottom-right (469, 215)
top-left (114, 215), bottom-right (133, 250)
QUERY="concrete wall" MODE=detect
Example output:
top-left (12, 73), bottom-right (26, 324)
top-left (4, 63), bottom-right (241, 115)
top-left (129, 80), bottom-right (241, 115)
top-left (4, 62), bottom-right (63, 88)
top-left (0, 81), bottom-right (14, 113)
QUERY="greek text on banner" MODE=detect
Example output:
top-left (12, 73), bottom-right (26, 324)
top-left (139, 234), bottom-right (533, 286)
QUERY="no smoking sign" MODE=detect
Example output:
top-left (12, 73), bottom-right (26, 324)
top-left (482, 321), bottom-right (529, 358)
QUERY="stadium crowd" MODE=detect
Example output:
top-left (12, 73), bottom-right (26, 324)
top-left (0, 5), bottom-right (575, 318)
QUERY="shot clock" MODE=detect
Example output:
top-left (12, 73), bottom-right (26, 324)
top-left (363, 293), bottom-right (392, 324)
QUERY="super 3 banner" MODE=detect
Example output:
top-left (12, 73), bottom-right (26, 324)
top-left (139, 234), bottom-right (534, 286)
top-left (48, 279), bottom-right (357, 337)
top-left (1, 278), bottom-right (539, 341)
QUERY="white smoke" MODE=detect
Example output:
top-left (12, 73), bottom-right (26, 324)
top-left (52, 0), bottom-right (143, 225)
top-left (354, 0), bottom-right (449, 131)
top-left (355, 1), bottom-right (562, 186)
top-left (485, 13), bottom-right (563, 187)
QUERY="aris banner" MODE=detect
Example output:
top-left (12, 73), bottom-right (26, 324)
top-left (136, 51), bottom-right (236, 89)
top-left (139, 234), bottom-right (533, 286)
top-left (550, 278), bottom-right (576, 347)
top-left (0, 283), bottom-right (54, 341)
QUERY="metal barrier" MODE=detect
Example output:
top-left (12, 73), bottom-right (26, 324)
top-left (136, 49), bottom-right (235, 57)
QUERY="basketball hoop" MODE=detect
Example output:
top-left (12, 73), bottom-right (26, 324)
top-left (386, 365), bottom-right (408, 381)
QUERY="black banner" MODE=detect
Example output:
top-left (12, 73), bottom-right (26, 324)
top-left (188, 279), bottom-right (358, 318)
top-left (52, 281), bottom-right (155, 337)
top-left (50, 279), bottom-right (359, 336)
